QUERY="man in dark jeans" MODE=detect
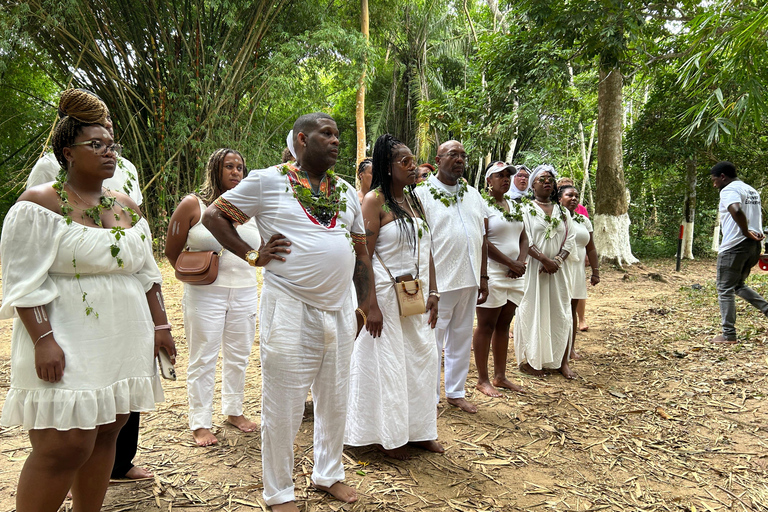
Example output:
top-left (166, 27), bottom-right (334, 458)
top-left (710, 161), bottom-right (768, 343)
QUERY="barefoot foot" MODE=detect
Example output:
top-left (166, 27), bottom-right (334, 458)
top-left (410, 440), bottom-right (444, 453)
top-left (192, 428), bottom-right (218, 447)
top-left (226, 415), bottom-right (258, 433)
top-left (570, 350), bottom-right (583, 360)
top-left (519, 362), bottom-right (548, 377)
top-left (492, 376), bottom-right (525, 393)
top-left (476, 380), bottom-right (502, 397)
top-left (313, 482), bottom-right (358, 503)
top-left (271, 501), bottom-right (300, 512)
top-left (560, 363), bottom-right (578, 380)
top-left (446, 397), bottom-right (478, 413)
top-left (579, 323), bottom-right (589, 332)
top-left (124, 465), bottom-right (153, 479)
top-left (377, 444), bottom-right (410, 460)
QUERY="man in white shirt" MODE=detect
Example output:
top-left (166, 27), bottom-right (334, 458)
top-left (414, 140), bottom-right (488, 413)
top-left (710, 161), bottom-right (768, 343)
top-left (203, 113), bottom-right (372, 512)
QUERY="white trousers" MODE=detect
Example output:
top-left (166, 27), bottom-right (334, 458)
top-left (259, 285), bottom-right (355, 506)
top-left (435, 286), bottom-right (478, 401)
top-left (183, 284), bottom-right (258, 431)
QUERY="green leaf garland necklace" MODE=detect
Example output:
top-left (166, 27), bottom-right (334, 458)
top-left (527, 198), bottom-right (568, 240)
top-left (53, 175), bottom-right (142, 317)
top-left (481, 190), bottom-right (524, 223)
top-left (280, 164), bottom-right (348, 227)
top-left (420, 177), bottom-right (468, 207)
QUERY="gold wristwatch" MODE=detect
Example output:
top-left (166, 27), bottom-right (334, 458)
top-left (245, 249), bottom-right (260, 267)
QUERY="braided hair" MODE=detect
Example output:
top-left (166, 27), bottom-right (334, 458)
top-left (357, 158), bottom-right (372, 178)
top-left (370, 134), bottom-right (427, 252)
top-left (51, 89), bottom-right (109, 170)
top-left (556, 184), bottom-right (577, 202)
top-left (198, 148), bottom-right (245, 206)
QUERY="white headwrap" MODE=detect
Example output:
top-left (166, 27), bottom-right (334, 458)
top-left (529, 164), bottom-right (557, 185)
top-left (506, 165), bottom-right (532, 200)
top-left (286, 130), bottom-right (297, 160)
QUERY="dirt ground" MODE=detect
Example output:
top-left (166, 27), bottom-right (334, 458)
top-left (1, 257), bottom-right (767, 512)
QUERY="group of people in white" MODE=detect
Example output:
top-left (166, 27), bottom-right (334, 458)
top-left (1, 89), bottom-right (602, 512)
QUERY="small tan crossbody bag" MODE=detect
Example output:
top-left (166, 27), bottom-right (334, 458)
top-left (375, 238), bottom-right (426, 317)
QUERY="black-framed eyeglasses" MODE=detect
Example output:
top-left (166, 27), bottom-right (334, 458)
top-left (70, 140), bottom-right (122, 157)
top-left (438, 151), bottom-right (467, 160)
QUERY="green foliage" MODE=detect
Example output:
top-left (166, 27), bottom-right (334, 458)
top-left (677, 2), bottom-right (768, 145)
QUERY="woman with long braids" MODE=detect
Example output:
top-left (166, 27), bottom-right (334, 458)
top-left (0, 89), bottom-right (174, 511)
top-left (165, 148), bottom-right (261, 447)
top-left (513, 164), bottom-right (577, 379)
top-left (472, 162), bottom-right (528, 397)
top-left (345, 134), bottom-right (443, 460)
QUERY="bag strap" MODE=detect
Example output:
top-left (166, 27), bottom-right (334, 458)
top-left (374, 213), bottom-right (421, 283)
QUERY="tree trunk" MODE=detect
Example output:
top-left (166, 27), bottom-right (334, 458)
top-left (593, 66), bottom-right (638, 266)
top-left (355, 0), bottom-right (370, 182)
top-left (682, 157), bottom-right (697, 259)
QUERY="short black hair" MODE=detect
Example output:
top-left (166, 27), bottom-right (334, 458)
top-left (293, 112), bottom-right (334, 143)
top-left (710, 161), bottom-right (737, 178)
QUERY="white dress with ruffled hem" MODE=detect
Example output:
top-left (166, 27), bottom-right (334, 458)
top-left (0, 201), bottom-right (164, 430)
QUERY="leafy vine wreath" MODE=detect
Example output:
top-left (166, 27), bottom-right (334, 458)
top-left (481, 189), bottom-right (524, 223)
top-left (419, 177), bottom-right (468, 207)
top-left (527, 199), bottom-right (568, 240)
top-left (280, 164), bottom-right (348, 227)
top-left (53, 175), bottom-right (143, 317)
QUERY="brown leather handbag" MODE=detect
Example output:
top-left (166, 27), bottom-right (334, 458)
top-left (174, 249), bottom-right (220, 285)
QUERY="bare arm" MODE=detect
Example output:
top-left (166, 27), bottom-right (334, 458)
top-left (360, 191), bottom-right (383, 337)
top-left (202, 204), bottom-right (253, 260)
top-left (146, 283), bottom-right (176, 360)
top-left (585, 233), bottom-right (600, 285)
top-left (426, 252), bottom-right (439, 328)
top-left (17, 305), bottom-right (65, 383)
top-left (202, 204), bottom-right (291, 265)
top-left (477, 233), bottom-right (489, 305)
top-left (165, 195), bottom-right (200, 267)
top-left (728, 203), bottom-right (765, 241)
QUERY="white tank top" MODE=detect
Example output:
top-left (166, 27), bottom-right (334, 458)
top-left (185, 196), bottom-right (261, 288)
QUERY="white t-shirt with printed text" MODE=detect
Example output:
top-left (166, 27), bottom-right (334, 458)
top-left (719, 179), bottom-right (763, 253)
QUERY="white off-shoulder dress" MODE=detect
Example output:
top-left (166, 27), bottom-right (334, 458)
top-left (345, 218), bottom-right (438, 450)
top-left (0, 201), bottom-right (164, 430)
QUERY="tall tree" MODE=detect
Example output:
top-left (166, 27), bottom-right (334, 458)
top-left (356, 0), bottom-right (370, 169)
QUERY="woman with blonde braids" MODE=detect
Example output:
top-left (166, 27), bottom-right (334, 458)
top-left (1, 89), bottom-right (173, 511)
top-left (165, 148), bottom-right (262, 446)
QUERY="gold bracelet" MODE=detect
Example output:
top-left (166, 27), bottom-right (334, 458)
top-left (355, 307), bottom-right (367, 324)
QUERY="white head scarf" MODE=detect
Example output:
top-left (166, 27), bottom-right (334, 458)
top-left (507, 165), bottom-right (532, 200)
top-left (286, 130), bottom-right (297, 160)
top-left (529, 164), bottom-right (557, 185)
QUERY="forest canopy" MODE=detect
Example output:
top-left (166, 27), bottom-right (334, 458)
top-left (1, 0), bottom-right (766, 259)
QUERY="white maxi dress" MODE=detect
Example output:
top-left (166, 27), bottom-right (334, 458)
top-left (345, 218), bottom-right (438, 449)
top-left (566, 213), bottom-right (593, 300)
top-left (0, 202), bottom-right (164, 430)
top-left (514, 202), bottom-right (576, 370)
